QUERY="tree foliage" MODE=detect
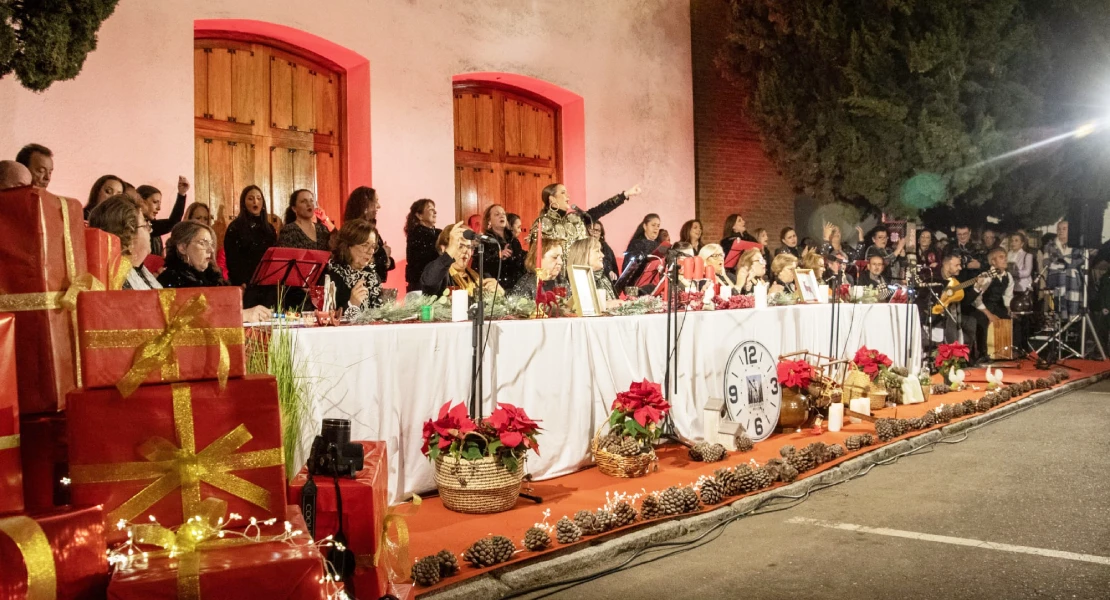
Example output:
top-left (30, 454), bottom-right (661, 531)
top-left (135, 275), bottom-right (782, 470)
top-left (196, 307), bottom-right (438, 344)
top-left (719, 0), bottom-right (1108, 229)
top-left (0, 0), bottom-right (119, 92)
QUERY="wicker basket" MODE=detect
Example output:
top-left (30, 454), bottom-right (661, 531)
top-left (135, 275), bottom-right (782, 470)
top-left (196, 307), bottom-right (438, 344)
top-left (434, 455), bottom-right (523, 514)
top-left (843, 370), bottom-right (872, 404)
top-left (591, 428), bottom-right (656, 478)
top-left (868, 388), bottom-right (889, 411)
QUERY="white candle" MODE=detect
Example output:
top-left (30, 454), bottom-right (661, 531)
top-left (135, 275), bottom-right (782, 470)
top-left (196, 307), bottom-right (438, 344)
top-left (818, 284), bottom-right (830, 304)
top-left (754, 283), bottom-right (768, 309)
top-left (451, 289), bottom-right (468, 322)
top-left (828, 403), bottom-right (844, 432)
top-left (597, 288), bottom-right (607, 308)
top-left (849, 397), bottom-right (870, 424)
top-left (720, 285), bottom-right (732, 300)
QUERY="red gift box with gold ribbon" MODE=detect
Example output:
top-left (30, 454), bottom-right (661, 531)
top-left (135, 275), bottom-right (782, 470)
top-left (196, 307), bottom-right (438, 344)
top-left (76, 288), bottom-right (246, 397)
top-left (66, 377), bottom-right (287, 540)
top-left (288, 441), bottom-right (390, 599)
top-left (0, 313), bottom-right (21, 514)
top-left (0, 505), bottom-right (110, 600)
top-left (106, 504), bottom-right (329, 600)
top-left (0, 187), bottom-right (97, 414)
top-left (85, 227), bottom-right (129, 291)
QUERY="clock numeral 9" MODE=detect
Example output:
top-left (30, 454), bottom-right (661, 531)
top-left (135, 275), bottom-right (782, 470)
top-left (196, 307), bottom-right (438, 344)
top-left (754, 417), bottom-right (763, 436)
top-left (770, 377), bottom-right (779, 395)
top-left (728, 385), bottom-right (738, 404)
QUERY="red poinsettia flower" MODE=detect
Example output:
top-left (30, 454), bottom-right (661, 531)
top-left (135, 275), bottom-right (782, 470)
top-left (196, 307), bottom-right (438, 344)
top-left (486, 403), bottom-right (542, 455)
top-left (777, 359), bottom-right (815, 390)
top-left (431, 401), bottom-right (477, 443)
top-left (420, 419), bottom-right (436, 455)
top-left (934, 342), bottom-right (970, 368)
top-left (612, 380), bottom-right (670, 427)
top-left (853, 346), bottom-right (892, 379)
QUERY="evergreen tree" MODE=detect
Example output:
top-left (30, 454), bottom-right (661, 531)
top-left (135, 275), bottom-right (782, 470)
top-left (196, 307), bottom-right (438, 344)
top-left (718, 0), bottom-right (1105, 228)
top-left (0, 0), bottom-right (119, 92)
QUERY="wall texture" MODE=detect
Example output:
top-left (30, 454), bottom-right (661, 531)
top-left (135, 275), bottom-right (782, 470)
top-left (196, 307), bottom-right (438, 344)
top-left (690, 0), bottom-right (796, 244)
top-left (0, 0), bottom-right (695, 273)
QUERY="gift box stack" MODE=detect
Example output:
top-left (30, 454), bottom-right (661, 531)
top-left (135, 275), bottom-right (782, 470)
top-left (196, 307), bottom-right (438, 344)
top-left (0, 186), bottom-right (337, 599)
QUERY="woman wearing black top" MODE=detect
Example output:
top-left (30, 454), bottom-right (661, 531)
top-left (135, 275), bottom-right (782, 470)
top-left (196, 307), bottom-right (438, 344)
top-left (84, 174), bottom-right (124, 220)
top-left (325, 219), bottom-right (384, 320)
top-left (158, 221), bottom-right (270, 321)
top-left (421, 224), bottom-right (501, 298)
top-left (775, 227), bottom-right (802, 259)
top-left (404, 198), bottom-right (441, 293)
top-left (137, 177), bottom-right (189, 257)
top-left (278, 189), bottom-right (330, 251)
top-left (479, 204), bottom-right (526, 290)
top-left (510, 236), bottom-right (564, 300)
top-left (769, 253), bottom-right (799, 296)
top-left (343, 186), bottom-right (395, 285)
top-left (720, 214), bottom-right (757, 257)
top-left (588, 221), bottom-right (619, 284)
top-left (679, 220), bottom-right (704, 255)
top-left (624, 213), bottom-right (664, 261)
top-left (224, 186), bottom-right (277, 286)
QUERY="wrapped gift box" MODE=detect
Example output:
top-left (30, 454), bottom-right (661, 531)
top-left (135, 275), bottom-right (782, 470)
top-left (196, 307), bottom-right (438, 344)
top-left (0, 505), bottom-right (110, 600)
top-left (85, 227), bottom-right (129, 291)
top-left (289, 441), bottom-right (388, 600)
top-left (67, 376), bottom-right (286, 540)
top-left (107, 505), bottom-right (329, 600)
top-left (0, 313), bottom-right (20, 514)
top-left (0, 187), bottom-right (91, 414)
top-left (19, 414), bottom-right (69, 513)
top-left (76, 287), bottom-right (246, 396)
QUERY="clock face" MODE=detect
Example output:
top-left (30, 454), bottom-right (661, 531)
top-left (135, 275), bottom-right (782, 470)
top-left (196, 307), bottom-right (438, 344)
top-left (722, 340), bottom-right (781, 442)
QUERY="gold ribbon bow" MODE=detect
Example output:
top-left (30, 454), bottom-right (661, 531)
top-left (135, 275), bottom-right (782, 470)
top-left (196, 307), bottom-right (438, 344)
top-left (128, 498), bottom-right (254, 600)
top-left (69, 384), bottom-right (284, 526)
top-left (0, 515), bottom-right (57, 600)
top-left (81, 289), bottom-right (244, 397)
top-left (372, 494), bottom-right (421, 582)
top-left (0, 198), bottom-right (102, 387)
top-left (0, 434), bottom-right (19, 451)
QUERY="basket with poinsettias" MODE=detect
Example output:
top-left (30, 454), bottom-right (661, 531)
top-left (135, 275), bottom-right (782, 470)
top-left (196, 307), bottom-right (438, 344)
top-left (421, 401), bottom-right (541, 514)
top-left (593, 380), bottom-right (671, 478)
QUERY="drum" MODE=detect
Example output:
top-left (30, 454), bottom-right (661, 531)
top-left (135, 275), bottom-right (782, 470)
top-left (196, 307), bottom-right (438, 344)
top-left (987, 319), bottom-right (1014, 360)
top-left (1010, 291), bottom-right (1034, 315)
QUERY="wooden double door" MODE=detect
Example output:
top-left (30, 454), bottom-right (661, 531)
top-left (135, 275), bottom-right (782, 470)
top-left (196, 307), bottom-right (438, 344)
top-left (193, 37), bottom-right (344, 232)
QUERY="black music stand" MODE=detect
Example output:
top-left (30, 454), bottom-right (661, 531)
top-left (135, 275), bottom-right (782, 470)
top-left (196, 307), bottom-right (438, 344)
top-left (250, 248), bottom-right (331, 310)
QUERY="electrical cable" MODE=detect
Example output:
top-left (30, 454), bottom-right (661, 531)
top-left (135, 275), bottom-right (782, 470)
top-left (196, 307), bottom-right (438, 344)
top-left (503, 391), bottom-right (1048, 599)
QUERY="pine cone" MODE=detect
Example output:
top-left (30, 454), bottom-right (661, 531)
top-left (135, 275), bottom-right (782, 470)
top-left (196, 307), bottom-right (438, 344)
top-left (908, 417), bottom-right (926, 431)
top-left (555, 517), bottom-right (582, 544)
top-left (1036, 377), bottom-right (1051, 389)
top-left (778, 461), bottom-right (799, 483)
top-left (574, 510), bottom-right (602, 536)
top-left (616, 436), bottom-right (642, 457)
top-left (802, 442), bottom-right (828, 466)
top-left (845, 435), bottom-right (865, 451)
top-left (734, 464), bottom-right (759, 491)
top-left (436, 549), bottom-right (459, 577)
top-left (659, 487), bottom-right (684, 516)
top-left (594, 509), bottom-right (615, 533)
top-left (950, 403), bottom-right (966, 418)
top-left (687, 442), bottom-right (707, 461)
top-left (998, 389), bottom-right (1012, 402)
top-left (752, 466), bottom-right (774, 489)
top-left (827, 444), bottom-right (846, 459)
top-left (931, 383), bottom-right (951, 395)
top-left (702, 443), bottom-right (727, 463)
top-left (699, 478), bottom-right (724, 505)
top-left (679, 486), bottom-right (700, 513)
top-left (523, 526), bottom-right (551, 551)
top-left (411, 556), bottom-right (442, 587)
top-left (779, 444), bottom-right (796, 458)
top-left (892, 366), bottom-right (910, 377)
top-left (735, 434), bottom-right (754, 452)
top-left (787, 449), bottom-right (815, 473)
top-left (920, 411), bottom-right (937, 427)
top-left (875, 418), bottom-right (898, 442)
top-left (1022, 380), bottom-right (1035, 392)
top-left (612, 501), bottom-right (637, 527)
top-left (714, 467), bottom-right (742, 496)
top-left (961, 399), bottom-right (977, 414)
top-left (639, 494), bottom-right (663, 520)
top-left (1053, 368), bottom-right (1070, 381)
top-left (939, 404), bottom-right (955, 423)
top-left (462, 536), bottom-right (515, 568)
top-left (977, 397), bottom-right (992, 413)
top-left (887, 385), bottom-right (903, 404)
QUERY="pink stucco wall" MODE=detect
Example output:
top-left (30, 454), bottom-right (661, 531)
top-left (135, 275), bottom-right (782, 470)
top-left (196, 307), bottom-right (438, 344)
top-left (0, 0), bottom-right (695, 270)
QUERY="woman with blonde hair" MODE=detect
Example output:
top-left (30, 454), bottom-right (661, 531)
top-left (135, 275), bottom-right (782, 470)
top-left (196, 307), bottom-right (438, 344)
top-left (698, 243), bottom-right (738, 292)
top-left (769, 252), bottom-right (799, 296)
top-left (567, 237), bottom-right (617, 301)
top-left (420, 223), bottom-right (501, 298)
top-left (734, 248), bottom-right (768, 294)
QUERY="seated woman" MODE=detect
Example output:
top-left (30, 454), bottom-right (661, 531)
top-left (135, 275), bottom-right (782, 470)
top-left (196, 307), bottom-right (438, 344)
top-left (420, 223), bottom-right (501, 298)
top-left (566, 237), bottom-right (619, 307)
top-left (624, 213), bottom-right (664, 262)
top-left (158, 221), bottom-right (271, 322)
top-left (698, 243), bottom-right (738, 292)
top-left (87, 194), bottom-right (160, 290)
top-left (799, 248), bottom-right (826, 282)
top-left (769, 253), bottom-right (799, 296)
top-left (511, 238), bottom-right (564, 300)
top-left (325, 219), bottom-right (384, 320)
top-left (734, 248), bottom-right (767, 294)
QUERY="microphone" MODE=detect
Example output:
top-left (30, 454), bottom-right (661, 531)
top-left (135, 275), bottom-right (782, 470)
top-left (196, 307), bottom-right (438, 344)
top-left (569, 204), bottom-right (594, 226)
top-left (462, 229), bottom-right (497, 243)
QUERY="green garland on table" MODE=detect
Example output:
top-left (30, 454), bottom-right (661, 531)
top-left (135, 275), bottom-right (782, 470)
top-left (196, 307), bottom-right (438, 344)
top-left (245, 325), bottom-right (312, 479)
top-left (354, 294), bottom-right (453, 324)
top-left (608, 296), bottom-right (664, 316)
top-left (769, 291), bottom-right (798, 306)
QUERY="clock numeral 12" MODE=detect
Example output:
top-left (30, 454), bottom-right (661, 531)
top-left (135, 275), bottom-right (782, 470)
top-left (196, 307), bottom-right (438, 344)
top-left (744, 345), bottom-right (757, 365)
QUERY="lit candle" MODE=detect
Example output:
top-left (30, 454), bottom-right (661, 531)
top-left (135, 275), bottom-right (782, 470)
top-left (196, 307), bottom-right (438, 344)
top-left (828, 403), bottom-right (844, 432)
top-left (535, 221), bottom-right (543, 299)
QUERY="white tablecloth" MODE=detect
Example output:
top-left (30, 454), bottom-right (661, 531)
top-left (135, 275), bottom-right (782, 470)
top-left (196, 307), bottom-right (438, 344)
top-left (290, 303), bottom-right (920, 503)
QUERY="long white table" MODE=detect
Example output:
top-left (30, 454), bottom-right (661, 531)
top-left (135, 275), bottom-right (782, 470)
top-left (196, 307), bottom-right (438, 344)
top-left (290, 303), bottom-right (920, 504)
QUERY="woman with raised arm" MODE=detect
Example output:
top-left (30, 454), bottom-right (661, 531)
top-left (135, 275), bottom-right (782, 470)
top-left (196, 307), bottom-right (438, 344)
top-left (528, 182), bottom-right (641, 268)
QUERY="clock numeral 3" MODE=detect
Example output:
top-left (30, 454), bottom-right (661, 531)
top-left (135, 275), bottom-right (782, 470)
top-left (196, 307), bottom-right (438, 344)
top-left (770, 377), bottom-right (779, 395)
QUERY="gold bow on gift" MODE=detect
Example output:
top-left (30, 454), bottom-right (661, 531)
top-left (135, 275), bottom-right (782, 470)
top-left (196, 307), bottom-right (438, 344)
top-left (125, 497), bottom-right (262, 600)
top-left (81, 289), bottom-right (244, 397)
top-left (369, 494), bottom-right (421, 583)
top-left (0, 515), bottom-right (56, 600)
top-left (0, 433), bottom-right (19, 451)
top-left (69, 384), bottom-right (284, 526)
top-left (0, 198), bottom-right (103, 387)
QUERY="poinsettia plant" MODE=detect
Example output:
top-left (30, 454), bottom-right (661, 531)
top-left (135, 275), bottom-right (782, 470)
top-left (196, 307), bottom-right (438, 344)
top-left (776, 359), bottom-right (815, 391)
top-left (853, 346), bottom-right (893, 381)
top-left (932, 342), bottom-right (970, 374)
top-left (421, 401), bottom-right (541, 472)
top-left (608, 380), bottom-right (671, 443)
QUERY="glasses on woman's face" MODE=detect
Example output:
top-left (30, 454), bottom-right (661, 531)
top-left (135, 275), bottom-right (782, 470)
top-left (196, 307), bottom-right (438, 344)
top-left (354, 241), bottom-right (378, 253)
top-left (192, 237), bottom-right (214, 250)
top-left (711, 253), bottom-right (724, 260)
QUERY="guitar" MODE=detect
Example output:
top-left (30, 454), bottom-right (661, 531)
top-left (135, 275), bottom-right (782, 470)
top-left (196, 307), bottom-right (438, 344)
top-left (931, 268), bottom-right (1002, 315)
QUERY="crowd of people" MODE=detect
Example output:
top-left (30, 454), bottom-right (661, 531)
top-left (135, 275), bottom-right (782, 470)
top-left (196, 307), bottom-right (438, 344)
top-left (2, 142), bottom-right (1087, 361)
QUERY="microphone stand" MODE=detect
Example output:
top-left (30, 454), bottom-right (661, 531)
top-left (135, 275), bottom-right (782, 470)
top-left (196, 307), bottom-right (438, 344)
top-left (903, 254), bottom-right (918, 368)
top-left (828, 264), bottom-right (844, 358)
top-left (470, 241), bottom-right (486, 421)
top-left (660, 250), bottom-right (684, 444)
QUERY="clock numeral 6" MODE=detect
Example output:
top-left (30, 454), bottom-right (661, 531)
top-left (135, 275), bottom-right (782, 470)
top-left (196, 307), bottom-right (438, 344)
top-left (728, 384), bottom-right (738, 404)
top-left (754, 417), bottom-right (763, 436)
top-left (770, 377), bottom-right (779, 395)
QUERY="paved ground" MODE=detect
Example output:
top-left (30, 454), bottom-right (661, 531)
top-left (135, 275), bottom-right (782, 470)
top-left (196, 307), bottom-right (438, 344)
top-left (520, 382), bottom-right (1110, 600)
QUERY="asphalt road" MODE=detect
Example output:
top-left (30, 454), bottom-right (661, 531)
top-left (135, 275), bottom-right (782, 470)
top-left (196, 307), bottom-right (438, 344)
top-left (526, 382), bottom-right (1110, 600)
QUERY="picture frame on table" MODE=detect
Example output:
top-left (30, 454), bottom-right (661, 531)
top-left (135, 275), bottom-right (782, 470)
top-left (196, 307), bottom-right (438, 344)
top-left (795, 268), bottom-right (822, 303)
top-left (568, 265), bottom-right (601, 317)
